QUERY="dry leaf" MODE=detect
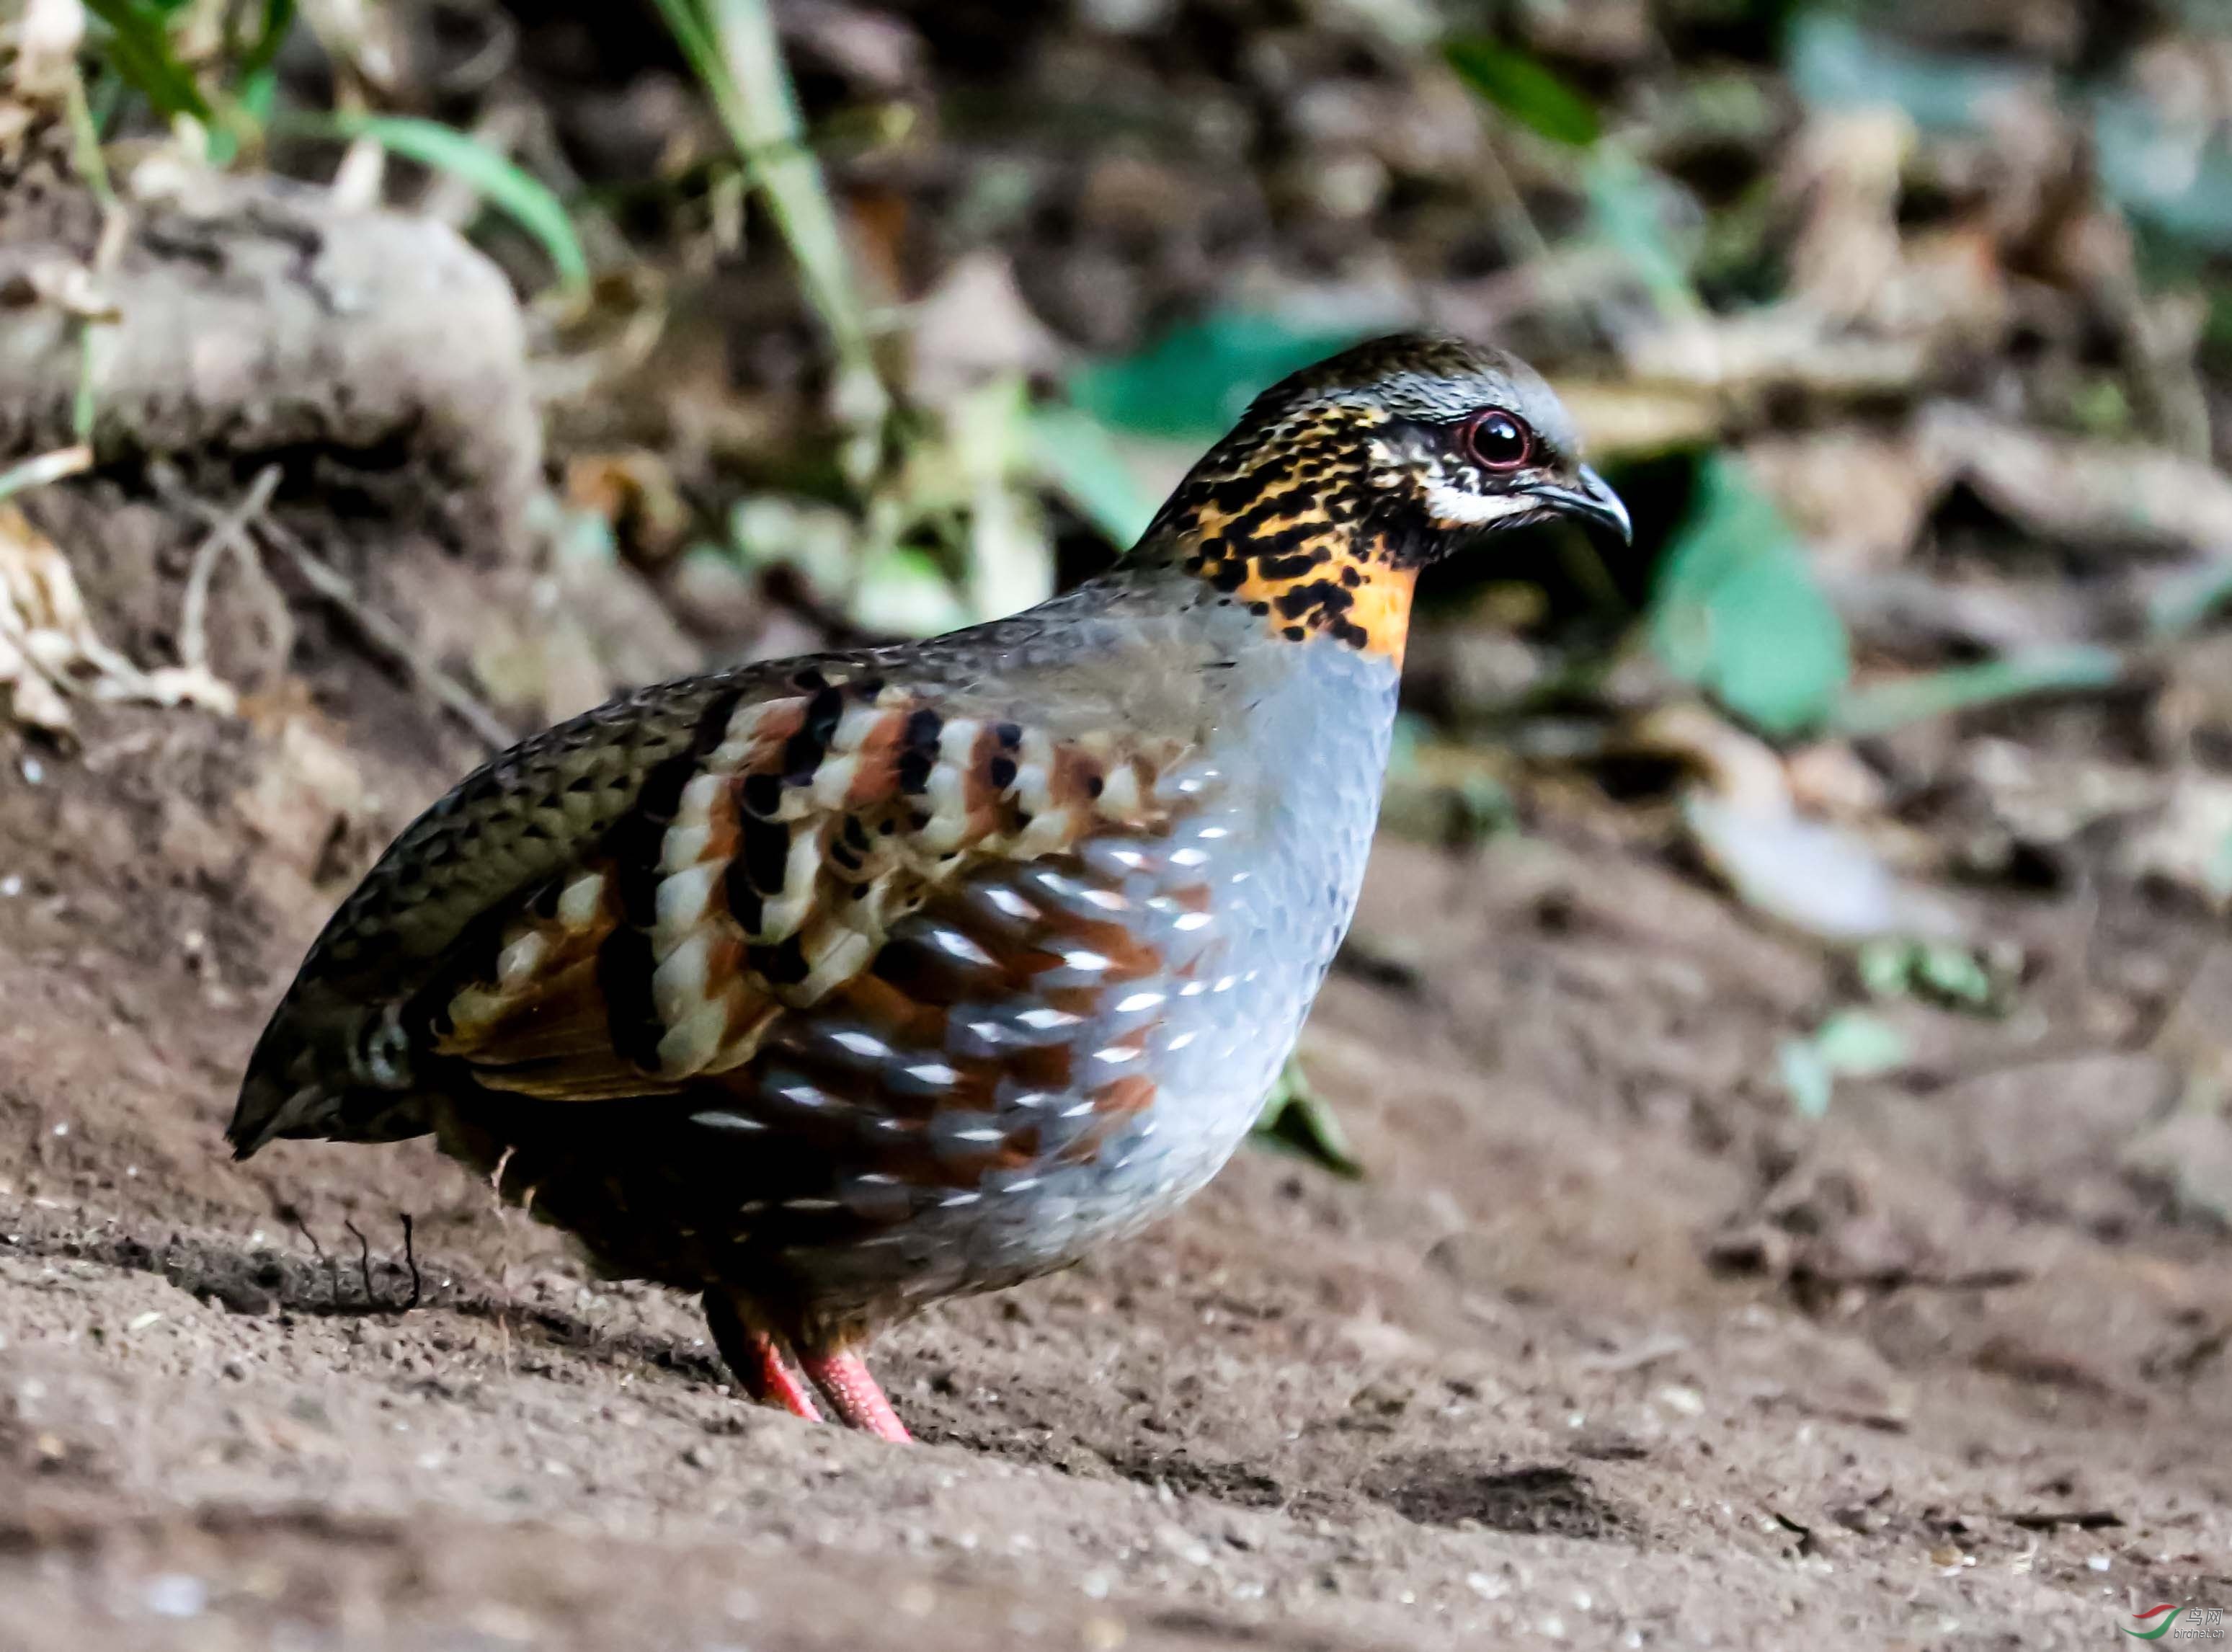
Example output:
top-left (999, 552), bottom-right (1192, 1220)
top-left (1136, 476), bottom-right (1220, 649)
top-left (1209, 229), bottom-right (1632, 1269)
top-left (0, 502), bottom-right (236, 731)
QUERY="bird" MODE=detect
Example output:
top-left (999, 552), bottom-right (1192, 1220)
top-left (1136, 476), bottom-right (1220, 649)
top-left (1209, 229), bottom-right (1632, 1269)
top-left (227, 332), bottom-right (1629, 1443)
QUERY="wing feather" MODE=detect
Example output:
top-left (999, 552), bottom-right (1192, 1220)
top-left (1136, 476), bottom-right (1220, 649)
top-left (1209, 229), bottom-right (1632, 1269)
top-left (424, 671), bottom-right (1193, 1109)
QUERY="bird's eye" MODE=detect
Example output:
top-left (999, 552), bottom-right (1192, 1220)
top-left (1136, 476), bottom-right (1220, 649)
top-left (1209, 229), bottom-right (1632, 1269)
top-left (1465, 410), bottom-right (1534, 472)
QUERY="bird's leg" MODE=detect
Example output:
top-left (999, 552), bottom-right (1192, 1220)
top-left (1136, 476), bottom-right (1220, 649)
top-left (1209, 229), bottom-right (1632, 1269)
top-left (703, 1292), bottom-right (822, 1423)
top-left (798, 1349), bottom-right (911, 1443)
top-left (739, 1333), bottom-right (826, 1421)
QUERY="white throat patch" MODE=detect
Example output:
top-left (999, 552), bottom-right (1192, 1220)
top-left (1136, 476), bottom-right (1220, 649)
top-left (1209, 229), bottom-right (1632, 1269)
top-left (1423, 481), bottom-right (1535, 528)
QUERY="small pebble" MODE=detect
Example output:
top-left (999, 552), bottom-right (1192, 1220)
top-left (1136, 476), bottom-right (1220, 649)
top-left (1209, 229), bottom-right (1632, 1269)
top-left (143, 1574), bottom-right (207, 1618)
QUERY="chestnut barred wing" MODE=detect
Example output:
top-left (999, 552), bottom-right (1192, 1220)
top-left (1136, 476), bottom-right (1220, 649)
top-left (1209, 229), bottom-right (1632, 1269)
top-left (419, 676), bottom-right (1230, 1196)
top-left (688, 827), bottom-right (1231, 1219)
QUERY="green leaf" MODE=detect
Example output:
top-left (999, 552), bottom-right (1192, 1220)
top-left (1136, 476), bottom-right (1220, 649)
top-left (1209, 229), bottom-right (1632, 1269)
top-left (1784, 10), bottom-right (2030, 136)
top-left (236, 0), bottom-right (298, 82)
top-left (850, 545), bottom-right (969, 638)
top-left (1445, 37), bottom-right (1601, 148)
top-left (321, 114), bottom-right (587, 291)
top-left (2148, 560), bottom-right (2232, 639)
top-left (1583, 146), bottom-right (1698, 317)
top-left (82, 0), bottom-right (213, 122)
top-left (1024, 406), bottom-right (1160, 548)
top-left (1072, 310), bottom-right (1367, 442)
top-left (1857, 938), bottom-right (2002, 1013)
top-left (1829, 648), bottom-right (2123, 737)
top-left (1252, 1057), bottom-right (1364, 1178)
top-left (1911, 941), bottom-right (1993, 1009)
top-left (1649, 455), bottom-right (1849, 737)
top-left (1812, 1009), bottom-right (1908, 1078)
top-left (2095, 88), bottom-right (2232, 254)
top-left (1780, 1009), bottom-right (1908, 1120)
top-left (1856, 938), bottom-right (1913, 1000)
top-left (1778, 1036), bottom-right (1834, 1119)
top-left (646, 0), bottom-right (723, 111)
top-left (729, 494), bottom-right (855, 603)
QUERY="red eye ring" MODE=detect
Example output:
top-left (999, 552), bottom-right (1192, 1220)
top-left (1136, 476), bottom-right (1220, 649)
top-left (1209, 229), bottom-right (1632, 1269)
top-left (1465, 409), bottom-right (1535, 472)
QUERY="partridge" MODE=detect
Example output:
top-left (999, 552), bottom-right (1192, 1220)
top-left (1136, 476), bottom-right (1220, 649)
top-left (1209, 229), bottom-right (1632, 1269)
top-left (228, 333), bottom-right (1629, 1442)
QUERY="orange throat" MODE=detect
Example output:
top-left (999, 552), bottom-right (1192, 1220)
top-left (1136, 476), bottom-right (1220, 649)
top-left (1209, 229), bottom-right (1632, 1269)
top-left (1152, 397), bottom-right (1420, 662)
top-left (1178, 531), bottom-right (1418, 665)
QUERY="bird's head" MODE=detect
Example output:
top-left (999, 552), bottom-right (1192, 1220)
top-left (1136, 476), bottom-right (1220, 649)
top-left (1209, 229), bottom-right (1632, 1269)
top-left (1144, 332), bottom-right (1629, 661)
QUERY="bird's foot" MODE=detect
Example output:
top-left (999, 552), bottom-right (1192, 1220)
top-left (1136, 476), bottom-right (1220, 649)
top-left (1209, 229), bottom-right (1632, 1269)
top-left (704, 1292), bottom-right (823, 1423)
top-left (739, 1328), bottom-right (824, 1423)
top-left (799, 1349), bottom-right (911, 1443)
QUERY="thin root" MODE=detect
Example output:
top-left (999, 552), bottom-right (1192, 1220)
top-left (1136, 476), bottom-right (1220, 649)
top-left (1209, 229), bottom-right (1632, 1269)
top-left (342, 1217), bottom-right (375, 1306)
top-left (400, 1212), bottom-right (422, 1312)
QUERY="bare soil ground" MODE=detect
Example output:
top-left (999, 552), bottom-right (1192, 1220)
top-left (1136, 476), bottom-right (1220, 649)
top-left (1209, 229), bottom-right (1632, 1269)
top-left (4, 675), bottom-right (2230, 1651)
top-left (5, 112), bottom-right (2230, 1652)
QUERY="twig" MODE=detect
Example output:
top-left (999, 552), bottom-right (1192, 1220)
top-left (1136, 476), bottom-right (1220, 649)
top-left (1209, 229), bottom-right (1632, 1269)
top-left (342, 1216), bottom-right (376, 1307)
top-left (431, 6), bottom-right (519, 96)
top-left (1573, 1331), bottom-right (1691, 1375)
top-left (1475, 131), bottom-right (1602, 354)
top-left (286, 1207), bottom-right (342, 1308)
top-left (400, 1212), bottom-right (422, 1311)
top-left (657, 0), bottom-right (888, 483)
top-left (486, 1144), bottom-right (521, 1301)
top-left (0, 445), bottom-right (92, 505)
top-left (1477, 132), bottom-right (1557, 279)
top-left (61, 58), bottom-right (128, 445)
top-left (329, 135), bottom-right (388, 213)
top-left (177, 463), bottom-right (280, 676)
top-left (249, 512), bottom-right (515, 751)
top-left (149, 465), bottom-right (513, 751)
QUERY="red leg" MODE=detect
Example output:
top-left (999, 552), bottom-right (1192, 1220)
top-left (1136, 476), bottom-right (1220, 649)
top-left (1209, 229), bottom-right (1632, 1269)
top-left (703, 1292), bottom-right (822, 1423)
top-left (798, 1349), bottom-right (911, 1442)
top-left (740, 1331), bottom-right (824, 1422)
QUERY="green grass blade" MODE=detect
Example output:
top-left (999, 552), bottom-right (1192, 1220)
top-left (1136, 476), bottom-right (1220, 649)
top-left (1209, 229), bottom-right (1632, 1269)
top-left (646, 0), bottom-right (721, 93)
top-left (657, 0), bottom-right (887, 478)
top-left (1649, 454), bottom-right (1849, 737)
top-left (81, 0), bottom-right (213, 121)
top-left (1445, 37), bottom-right (1601, 148)
top-left (1829, 649), bottom-right (2124, 738)
top-left (703, 0), bottom-right (874, 367)
top-left (1023, 406), bottom-right (1160, 548)
top-left (322, 113), bottom-right (588, 291)
top-left (236, 0), bottom-right (298, 82)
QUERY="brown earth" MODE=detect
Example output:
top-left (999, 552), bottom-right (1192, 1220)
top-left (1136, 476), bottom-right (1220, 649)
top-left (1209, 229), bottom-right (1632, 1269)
top-left (4, 670), bottom-right (2230, 1651)
top-left (2, 126), bottom-right (2228, 1652)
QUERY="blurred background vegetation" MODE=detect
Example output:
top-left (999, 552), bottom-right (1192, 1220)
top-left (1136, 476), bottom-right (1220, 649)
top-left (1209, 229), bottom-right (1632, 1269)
top-left (14, 0), bottom-right (2232, 1154)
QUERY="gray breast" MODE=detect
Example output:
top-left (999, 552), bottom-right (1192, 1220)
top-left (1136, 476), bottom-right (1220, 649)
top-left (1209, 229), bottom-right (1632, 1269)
top-left (799, 634), bottom-right (1400, 1310)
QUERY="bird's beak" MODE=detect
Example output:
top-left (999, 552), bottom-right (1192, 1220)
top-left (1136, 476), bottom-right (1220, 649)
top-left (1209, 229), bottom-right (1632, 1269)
top-left (1524, 466), bottom-right (1632, 544)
